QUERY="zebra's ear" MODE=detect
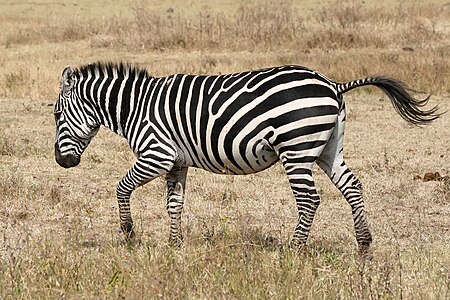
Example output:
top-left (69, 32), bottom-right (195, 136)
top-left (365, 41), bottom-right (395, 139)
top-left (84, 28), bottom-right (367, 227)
top-left (61, 66), bottom-right (74, 92)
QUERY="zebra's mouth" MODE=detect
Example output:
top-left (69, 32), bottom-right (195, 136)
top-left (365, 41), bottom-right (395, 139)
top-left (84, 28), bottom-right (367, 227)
top-left (55, 143), bottom-right (80, 168)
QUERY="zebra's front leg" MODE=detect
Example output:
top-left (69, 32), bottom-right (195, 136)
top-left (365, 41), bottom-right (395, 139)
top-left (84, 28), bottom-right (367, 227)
top-left (116, 156), bottom-right (174, 240)
top-left (166, 166), bottom-right (188, 246)
top-left (117, 190), bottom-right (135, 240)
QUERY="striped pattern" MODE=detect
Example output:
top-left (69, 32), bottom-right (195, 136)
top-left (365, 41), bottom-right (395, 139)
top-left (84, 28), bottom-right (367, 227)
top-left (54, 62), bottom-right (439, 251)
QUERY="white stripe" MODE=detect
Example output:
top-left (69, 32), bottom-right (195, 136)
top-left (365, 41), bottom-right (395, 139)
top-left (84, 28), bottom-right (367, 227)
top-left (116, 69), bottom-right (128, 136)
top-left (125, 74), bottom-right (140, 138)
top-left (104, 68), bottom-right (118, 130)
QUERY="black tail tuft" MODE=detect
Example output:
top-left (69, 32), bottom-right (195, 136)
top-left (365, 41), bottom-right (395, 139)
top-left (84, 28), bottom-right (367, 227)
top-left (337, 76), bottom-right (442, 125)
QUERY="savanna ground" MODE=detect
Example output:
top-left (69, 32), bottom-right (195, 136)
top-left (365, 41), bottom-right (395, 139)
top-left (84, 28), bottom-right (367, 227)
top-left (0, 0), bottom-right (449, 298)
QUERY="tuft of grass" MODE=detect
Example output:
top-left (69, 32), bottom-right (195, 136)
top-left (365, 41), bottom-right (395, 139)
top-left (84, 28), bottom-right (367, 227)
top-left (2, 71), bottom-right (29, 98)
top-left (0, 135), bottom-right (15, 157)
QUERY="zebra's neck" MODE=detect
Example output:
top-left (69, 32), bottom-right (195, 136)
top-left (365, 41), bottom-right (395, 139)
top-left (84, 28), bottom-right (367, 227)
top-left (77, 67), bottom-right (155, 139)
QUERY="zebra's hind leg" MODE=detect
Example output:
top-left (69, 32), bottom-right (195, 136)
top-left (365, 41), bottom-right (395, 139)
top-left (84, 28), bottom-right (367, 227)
top-left (277, 116), bottom-right (339, 248)
top-left (317, 114), bottom-right (372, 255)
top-left (166, 166), bottom-right (188, 247)
top-left (281, 157), bottom-right (321, 248)
top-left (318, 157), bottom-right (372, 255)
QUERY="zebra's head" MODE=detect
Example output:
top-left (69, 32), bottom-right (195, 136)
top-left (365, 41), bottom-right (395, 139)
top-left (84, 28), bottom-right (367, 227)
top-left (54, 66), bottom-right (100, 168)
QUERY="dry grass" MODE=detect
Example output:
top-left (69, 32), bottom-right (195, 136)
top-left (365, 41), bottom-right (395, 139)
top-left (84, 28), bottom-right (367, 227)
top-left (1, 0), bottom-right (450, 97)
top-left (0, 0), bottom-right (449, 298)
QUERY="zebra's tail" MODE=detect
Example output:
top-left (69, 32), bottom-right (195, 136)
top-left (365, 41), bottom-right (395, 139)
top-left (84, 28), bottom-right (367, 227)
top-left (335, 76), bottom-right (442, 125)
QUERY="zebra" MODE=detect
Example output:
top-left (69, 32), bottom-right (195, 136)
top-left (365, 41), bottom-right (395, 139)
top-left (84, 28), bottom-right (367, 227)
top-left (54, 62), bottom-right (439, 253)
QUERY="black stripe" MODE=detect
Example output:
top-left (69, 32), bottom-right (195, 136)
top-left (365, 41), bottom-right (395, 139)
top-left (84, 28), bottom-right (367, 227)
top-left (272, 122), bottom-right (335, 146)
top-left (284, 156), bottom-right (318, 164)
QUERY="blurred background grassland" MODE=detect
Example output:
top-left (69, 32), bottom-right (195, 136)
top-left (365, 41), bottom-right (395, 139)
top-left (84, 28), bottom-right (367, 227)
top-left (0, 0), bottom-right (449, 99)
top-left (0, 0), bottom-right (449, 299)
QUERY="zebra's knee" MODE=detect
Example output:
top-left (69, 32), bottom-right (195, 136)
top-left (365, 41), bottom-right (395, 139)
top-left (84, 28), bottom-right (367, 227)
top-left (117, 175), bottom-right (138, 196)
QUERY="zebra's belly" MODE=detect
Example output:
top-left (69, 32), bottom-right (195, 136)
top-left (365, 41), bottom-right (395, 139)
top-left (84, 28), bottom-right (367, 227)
top-left (236, 143), bottom-right (279, 174)
top-left (204, 140), bottom-right (279, 175)
top-left (242, 153), bottom-right (279, 174)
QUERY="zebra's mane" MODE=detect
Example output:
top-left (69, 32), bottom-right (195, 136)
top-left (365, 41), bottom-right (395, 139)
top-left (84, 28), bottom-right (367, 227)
top-left (74, 62), bottom-right (153, 79)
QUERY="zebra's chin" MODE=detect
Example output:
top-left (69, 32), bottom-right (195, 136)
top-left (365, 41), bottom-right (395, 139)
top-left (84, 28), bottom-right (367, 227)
top-left (54, 144), bottom-right (80, 168)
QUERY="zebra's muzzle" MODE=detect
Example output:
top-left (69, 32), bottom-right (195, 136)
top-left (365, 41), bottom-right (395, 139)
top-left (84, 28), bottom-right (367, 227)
top-left (55, 143), bottom-right (80, 168)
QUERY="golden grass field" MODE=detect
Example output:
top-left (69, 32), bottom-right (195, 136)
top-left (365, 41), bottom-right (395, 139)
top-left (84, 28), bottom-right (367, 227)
top-left (0, 0), bottom-right (449, 298)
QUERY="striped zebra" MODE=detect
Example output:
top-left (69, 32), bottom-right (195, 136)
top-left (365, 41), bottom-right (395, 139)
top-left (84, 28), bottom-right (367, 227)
top-left (54, 62), bottom-right (439, 253)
